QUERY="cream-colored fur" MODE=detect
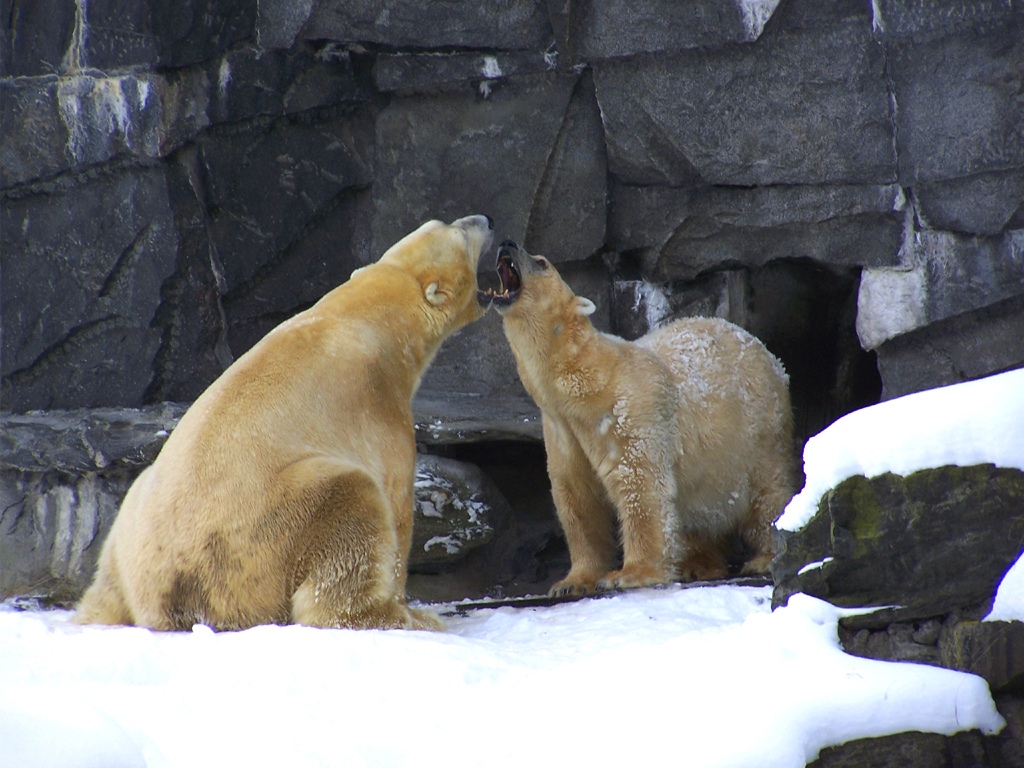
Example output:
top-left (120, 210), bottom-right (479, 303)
top-left (487, 242), bottom-right (796, 596)
top-left (75, 215), bottom-right (494, 630)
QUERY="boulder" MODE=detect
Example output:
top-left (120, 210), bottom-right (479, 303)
top-left (408, 454), bottom-right (512, 571)
top-left (1, 167), bottom-right (180, 411)
top-left (593, 18), bottom-right (894, 187)
top-left (871, 0), bottom-right (1021, 42)
top-left (372, 51), bottom-right (556, 96)
top-left (199, 107), bottom-right (375, 356)
top-left (940, 621), bottom-right (1024, 694)
top-left (145, 148), bottom-right (234, 404)
top-left (810, 729), bottom-right (1007, 768)
top-left (371, 60), bottom-right (607, 262)
top-left (205, 44), bottom-right (369, 126)
top-left (412, 392), bottom-right (541, 445)
top-left (295, 0), bottom-right (552, 51)
top-left (772, 464), bottom-right (1024, 629)
top-left (883, 10), bottom-right (1024, 185)
top-left (565, 0), bottom-right (781, 61)
top-left (369, 70), bottom-right (591, 260)
top-left (257, 0), bottom-right (317, 50)
top-left (0, 405), bottom-right (185, 475)
top-left (521, 70), bottom-right (607, 262)
top-left (0, 69), bottom-right (210, 189)
top-left (840, 616), bottom-right (1024, 699)
top-left (1, 468), bottom-right (137, 605)
top-left (0, 0), bottom-right (77, 77)
top-left (69, 0), bottom-right (256, 71)
top-left (0, 405), bottom-right (184, 602)
top-left (840, 619), bottom-right (943, 666)
top-left (915, 169), bottom-right (1024, 237)
top-left (1, 0), bottom-right (257, 77)
top-left (609, 183), bottom-right (905, 282)
top-left (873, 295), bottom-right (1024, 401)
top-left (856, 229), bottom-right (1024, 352)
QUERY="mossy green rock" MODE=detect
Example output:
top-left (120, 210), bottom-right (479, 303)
top-left (773, 464), bottom-right (1024, 628)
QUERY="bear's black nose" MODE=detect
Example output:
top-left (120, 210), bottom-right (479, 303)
top-left (485, 215), bottom-right (494, 230)
top-left (499, 239), bottom-right (518, 250)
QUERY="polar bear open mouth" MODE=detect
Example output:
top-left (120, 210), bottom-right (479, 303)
top-left (478, 247), bottom-right (522, 307)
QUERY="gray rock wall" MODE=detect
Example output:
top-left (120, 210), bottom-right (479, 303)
top-left (4, 0), bottom-right (1022, 421)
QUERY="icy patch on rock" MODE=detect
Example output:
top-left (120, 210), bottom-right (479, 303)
top-left (480, 56), bottom-right (502, 79)
top-left (739, 0), bottom-right (782, 41)
top-left (631, 280), bottom-right (673, 332)
top-left (423, 535), bottom-right (462, 555)
top-left (856, 264), bottom-right (927, 350)
top-left (57, 74), bottom-right (163, 165)
top-left (414, 468), bottom-right (487, 524)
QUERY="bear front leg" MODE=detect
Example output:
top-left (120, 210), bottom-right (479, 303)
top-left (597, 444), bottom-right (673, 591)
top-left (383, 453), bottom-right (445, 630)
top-left (544, 418), bottom-right (619, 597)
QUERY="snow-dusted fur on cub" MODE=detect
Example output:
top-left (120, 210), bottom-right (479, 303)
top-left (75, 215), bottom-right (494, 631)
top-left (481, 241), bottom-right (796, 596)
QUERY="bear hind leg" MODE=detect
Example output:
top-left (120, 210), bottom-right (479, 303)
top-left (675, 531), bottom-right (731, 582)
top-left (74, 550), bottom-right (133, 626)
top-left (289, 468), bottom-right (441, 631)
top-left (739, 461), bottom-right (795, 575)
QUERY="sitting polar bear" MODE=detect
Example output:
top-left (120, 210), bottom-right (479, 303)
top-left (481, 241), bottom-right (796, 596)
top-left (75, 215), bottom-right (494, 630)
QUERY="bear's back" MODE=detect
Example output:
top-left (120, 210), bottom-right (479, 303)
top-left (636, 316), bottom-right (791, 447)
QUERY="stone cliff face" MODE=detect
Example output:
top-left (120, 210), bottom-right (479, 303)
top-left (3, 0), bottom-right (1021, 421)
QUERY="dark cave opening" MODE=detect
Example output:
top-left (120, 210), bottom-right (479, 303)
top-left (741, 259), bottom-right (883, 448)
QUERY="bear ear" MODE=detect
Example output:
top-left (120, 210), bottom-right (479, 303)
top-left (425, 281), bottom-right (447, 306)
top-left (575, 296), bottom-right (597, 316)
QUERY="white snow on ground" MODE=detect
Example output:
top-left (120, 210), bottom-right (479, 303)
top-left (0, 585), bottom-right (1006, 768)
top-left (2, 368), bottom-right (1022, 767)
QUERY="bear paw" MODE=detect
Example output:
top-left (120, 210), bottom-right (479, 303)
top-left (408, 606), bottom-right (446, 631)
top-left (548, 573), bottom-right (602, 597)
top-left (738, 552), bottom-right (773, 576)
top-left (676, 559), bottom-right (730, 582)
top-left (596, 565), bottom-right (668, 592)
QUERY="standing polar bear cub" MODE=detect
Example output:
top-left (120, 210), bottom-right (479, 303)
top-left (76, 215), bottom-right (494, 630)
top-left (482, 241), bottom-right (796, 596)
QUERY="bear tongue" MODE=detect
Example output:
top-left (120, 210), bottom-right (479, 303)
top-left (497, 256), bottom-right (521, 295)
